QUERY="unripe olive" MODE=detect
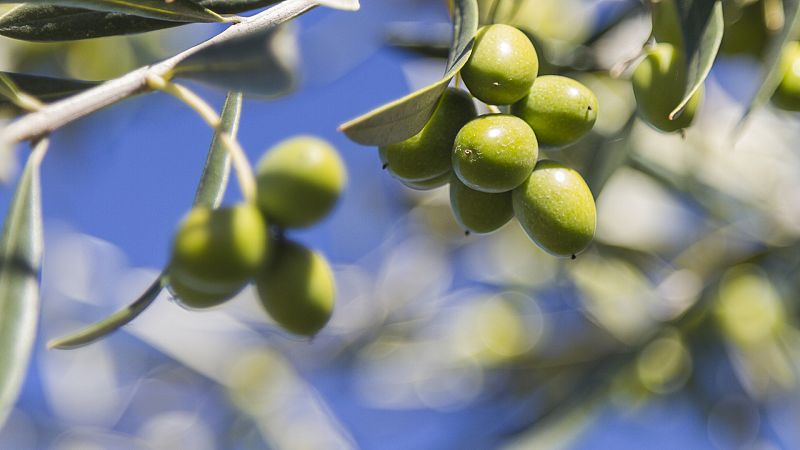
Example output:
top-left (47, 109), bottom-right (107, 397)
top-left (452, 114), bottom-right (538, 193)
top-left (379, 88), bottom-right (477, 181)
top-left (772, 41), bottom-right (800, 111)
top-left (401, 170), bottom-right (451, 190)
top-left (167, 204), bottom-right (268, 308)
top-left (632, 43), bottom-right (702, 132)
top-left (449, 175), bottom-right (513, 234)
top-left (256, 240), bottom-right (335, 336)
top-left (460, 24), bottom-right (539, 105)
top-left (256, 136), bottom-right (347, 228)
top-left (511, 75), bottom-right (598, 147)
top-left (512, 160), bottom-right (596, 257)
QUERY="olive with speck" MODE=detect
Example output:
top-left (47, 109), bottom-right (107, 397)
top-left (512, 75), bottom-right (598, 147)
top-left (379, 88), bottom-right (476, 181)
top-left (772, 41), bottom-right (800, 111)
top-left (449, 175), bottom-right (513, 234)
top-left (256, 135), bottom-right (347, 229)
top-left (460, 24), bottom-right (539, 105)
top-left (256, 240), bottom-right (336, 336)
top-left (632, 43), bottom-right (702, 132)
top-left (512, 160), bottom-right (596, 257)
top-left (452, 114), bottom-right (538, 193)
top-left (167, 204), bottom-right (267, 308)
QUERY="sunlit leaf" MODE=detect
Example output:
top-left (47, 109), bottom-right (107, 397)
top-left (48, 92), bottom-right (241, 350)
top-left (736, 0), bottom-right (800, 130)
top-left (0, 72), bottom-right (97, 108)
top-left (0, 139), bottom-right (46, 428)
top-left (0, 0), bottom-right (226, 23)
top-left (172, 25), bottom-right (297, 97)
top-left (0, 0), bottom-right (280, 41)
top-left (339, 0), bottom-right (479, 146)
top-left (668, 0), bottom-right (723, 119)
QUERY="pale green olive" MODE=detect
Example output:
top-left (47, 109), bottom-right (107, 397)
top-left (512, 160), bottom-right (596, 257)
top-left (256, 240), bottom-right (335, 336)
top-left (460, 24), bottom-right (539, 105)
top-left (256, 136), bottom-right (347, 228)
top-left (379, 88), bottom-right (476, 181)
top-left (772, 41), bottom-right (800, 111)
top-left (452, 114), bottom-right (538, 193)
top-left (449, 175), bottom-right (513, 234)
top-left (512, 75), bottom-right (598, 147)
top-left (167, 204), bottom-right (267, 308)
top-left (632, 43), bottom-right (702, 132)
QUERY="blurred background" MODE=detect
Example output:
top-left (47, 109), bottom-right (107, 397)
top-left (1, 0), bottom-right (800, 448)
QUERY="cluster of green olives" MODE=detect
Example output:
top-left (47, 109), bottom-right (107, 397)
top-left (166, 136), bottom-right (347, 337)
top-left (379, 24), bottom-right (598, 257)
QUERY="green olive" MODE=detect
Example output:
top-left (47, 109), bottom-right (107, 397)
top-left (167, 204), bottom-right (268, 308)
top-left (632, 43), bottom-right (702, 132)
top-left (256, 240), bottom-right (335, 336)
top-left (256, 136), bottom-right (347, 228)
top-left (772, 41), bottom-right (800, 111)
top-left (449, 175), bottom-right (513, 234)
top-left (512, 160), bottom-right (596, 257)
top-left (511, 75), bottom-right (598, 147)
top-left (452, 114), bottom-right (538, 193)
top-left (400, 170), bottom-right (452, 190)
top-left (460, 24), bottom-right (539, 105)
top-left (379, 88), bottom-right (476, 181)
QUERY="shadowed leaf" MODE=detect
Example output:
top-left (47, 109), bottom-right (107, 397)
top-left (0, 0), bottom-right (226, 23)
top-left (339, 0), bottom-right (479, 146)
top-left (48, 92), bottom-right (242, 350)
top-left (0, 139), bottom-right (46, 428)
top-left (0, 72), bottom-right (98, 109)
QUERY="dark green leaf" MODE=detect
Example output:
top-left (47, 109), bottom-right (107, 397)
top-left (0, 139), bottom-right (46, 428)
top-left (0, 0), bottom-right (226, 24)
top-left (669, 0), bottom-right (723, 119)
top-left (0, 72), bottom-right (98, 107)
top-left (339, 0), bottom-right (479, 146)
top-left (0, 0), bottom-right (280, 41)
top-left (736, 0), bottom-right (800, 130)
top-left (47, 92), bottom-right (242, 350)
top-left (172, 26), bottom-right (296, 97)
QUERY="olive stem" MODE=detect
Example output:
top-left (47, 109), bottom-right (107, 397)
top-left (486, 104), bottom-right (502, 114)
top-left (147, 75), bottom-right (257, 203)
top-left (0, 0), bottom-right (359, 151)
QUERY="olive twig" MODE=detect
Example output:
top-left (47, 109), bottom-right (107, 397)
top-left (146, 75), bottom-right (257, 203)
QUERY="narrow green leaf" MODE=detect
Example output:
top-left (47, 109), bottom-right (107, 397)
top-left (668, 0), bottom-right (723, 119)
top-left (48, 92), bottom-right (242, 350)
top-left (0, 139), bottom-right (46, 428)
top-left (0, 72), bottom-right (98, 107)
top-left (0, 0), bottom-right (280, 41)
top-left (339, 0), bottom-right (479, 146)
top-left (172, 26), bottom-right (297, 98)
top-left (736, 0), bottom-right (800, 130)
top-left (0, 0), bottom-right (226, 24)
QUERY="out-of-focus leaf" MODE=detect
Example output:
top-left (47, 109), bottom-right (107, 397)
top-left (0, 72), bottom-right (98, 108)
top-left (172, 26), bottom-right (297, 97)
top-left (737, 0), bottom-right (800, 130)
top-left (339, 0), bottom-right (479, 146)
top-left (0, 0), bottom-right (226, 23)
top-left (0, 0), bottom-right (280, 41)
top-left (384, 21), bottom-right (451, 58)
top-left (0, 139), bottom-right (46, 428)
top-left (317, 0), bottom-right (359, 10)
top-left (48, 92), bottom-right (241, 350)
top-left (668, 0), bottom-right (723, 119)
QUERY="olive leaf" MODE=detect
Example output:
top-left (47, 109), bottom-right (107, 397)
top-left (172, 25), bottom-right (297, 98)
top-left (0, 139), bottom-right (46, 429)
top-left (339, 0), bottom-right (479, 146)
top-left (0, 72), bottom-right (98, 108)
top-left (736, 0), bottom-right (800, 131)
top-left (0, 0), bottom-right (281, 42)
top-left (48, 92), bottom-right (242, 350)
top-left (668, 0), bottom-right (723, 119)
top-left (0, 0), bottom-right (226, 23)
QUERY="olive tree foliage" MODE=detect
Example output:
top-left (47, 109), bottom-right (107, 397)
top-left (1, 0), bottom-right (800, 445)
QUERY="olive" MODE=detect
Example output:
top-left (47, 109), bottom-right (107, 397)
top-left (449, 175), bottom-right (513, 234)
top-left (772, 41), bottom-right (800, 111)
